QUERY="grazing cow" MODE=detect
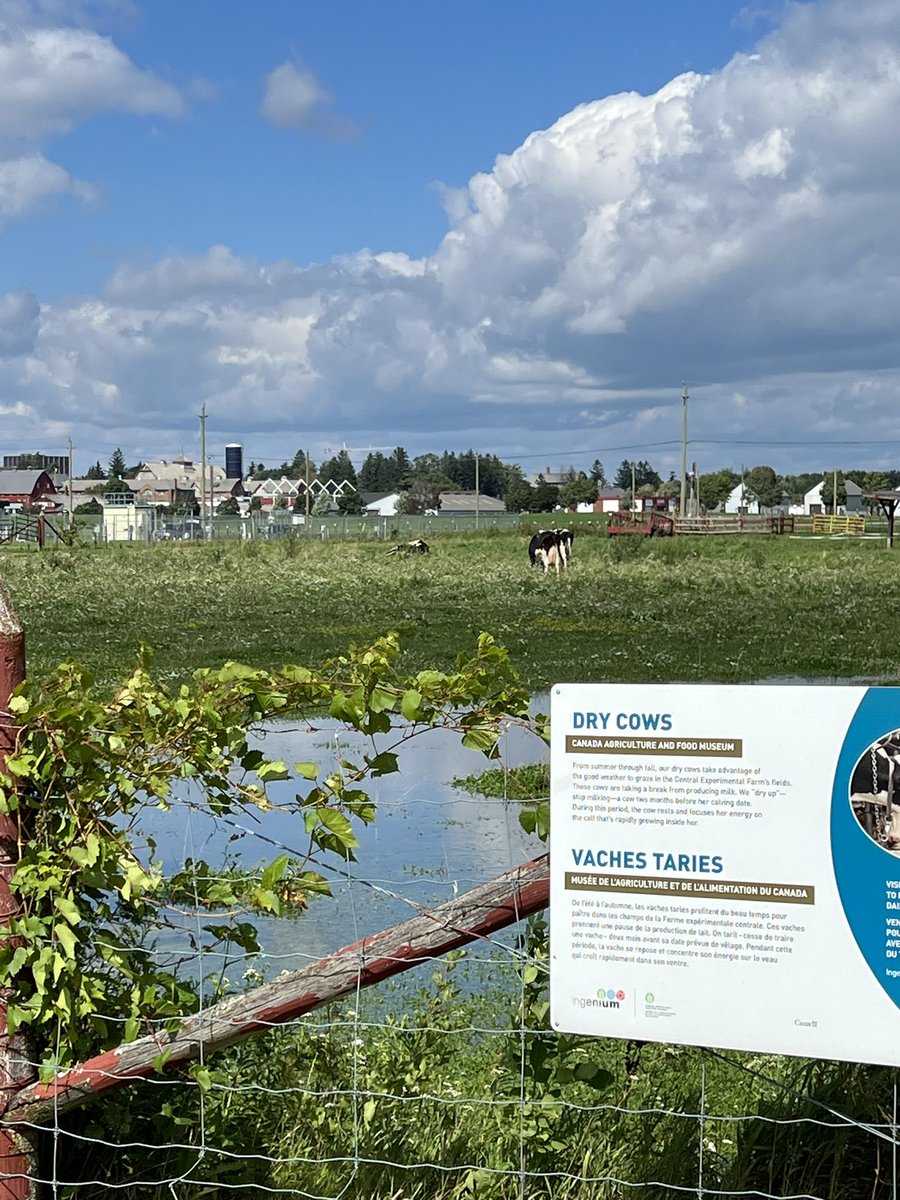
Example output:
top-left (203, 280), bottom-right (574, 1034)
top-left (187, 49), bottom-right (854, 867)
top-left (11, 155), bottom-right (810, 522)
top-left (388, 538), bottom-right (429, 556)
top-left (556, 527), bottom-right (574, 565)
top-left (528, 529), bottom-right (565, 575)
top-left (851, 732), bottom-right (900, 851)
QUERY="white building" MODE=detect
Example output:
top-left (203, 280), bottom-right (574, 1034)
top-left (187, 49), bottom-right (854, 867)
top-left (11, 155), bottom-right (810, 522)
top-left (101, 495), bottom-right (155, 541)
top-left (803, 478), bottom-right (864, 515)
top-left (723, 484), bottom-right (760, 515)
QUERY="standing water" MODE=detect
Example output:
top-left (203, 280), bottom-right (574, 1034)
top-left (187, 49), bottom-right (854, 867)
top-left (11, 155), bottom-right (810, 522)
top-left (137, 707), bottom-right (549, 986)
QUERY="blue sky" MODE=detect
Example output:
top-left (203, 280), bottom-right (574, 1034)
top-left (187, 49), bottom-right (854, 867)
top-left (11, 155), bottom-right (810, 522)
top-left (1, 0), bottom-right (898, 479)
top-left (4, 1), bottom-right (766, 297)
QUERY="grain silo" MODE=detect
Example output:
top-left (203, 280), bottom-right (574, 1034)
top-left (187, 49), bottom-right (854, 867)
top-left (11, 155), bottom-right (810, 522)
top-left (225, 443), bottom-right (244, 479)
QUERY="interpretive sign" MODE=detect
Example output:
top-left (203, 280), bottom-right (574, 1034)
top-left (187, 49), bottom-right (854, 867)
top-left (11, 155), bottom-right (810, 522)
top-left (549, 683), bottom-right (900, 1065)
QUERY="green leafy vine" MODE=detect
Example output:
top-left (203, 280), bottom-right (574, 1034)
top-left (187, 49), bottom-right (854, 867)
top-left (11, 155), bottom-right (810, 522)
top-left (0, 631), bottom-right (533, 1067)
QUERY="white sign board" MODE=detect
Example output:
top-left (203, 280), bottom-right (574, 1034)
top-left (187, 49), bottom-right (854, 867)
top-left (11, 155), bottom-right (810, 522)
top-left (550, 683), bottom-right (900, 1066)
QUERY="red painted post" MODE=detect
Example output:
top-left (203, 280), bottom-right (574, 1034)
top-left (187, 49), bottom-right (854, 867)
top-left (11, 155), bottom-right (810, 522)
top-left (0, 579), bottom-right (36, 1199)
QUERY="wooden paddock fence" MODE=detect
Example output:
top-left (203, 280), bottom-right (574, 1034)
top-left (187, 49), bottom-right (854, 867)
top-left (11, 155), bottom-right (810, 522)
top-left (673, 514), bottom-right (794, 536)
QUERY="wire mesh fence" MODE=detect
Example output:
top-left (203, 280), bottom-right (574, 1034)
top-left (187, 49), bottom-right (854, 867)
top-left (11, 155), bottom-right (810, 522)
top-left (3, 714), bottom-right (900, 1200)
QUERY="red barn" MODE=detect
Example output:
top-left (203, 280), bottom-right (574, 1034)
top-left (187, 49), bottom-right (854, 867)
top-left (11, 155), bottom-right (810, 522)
top-left (0, 470), bottom-right (58, 508)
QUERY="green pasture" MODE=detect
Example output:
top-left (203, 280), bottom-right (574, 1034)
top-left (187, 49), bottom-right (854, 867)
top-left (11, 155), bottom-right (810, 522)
top-left (2, 529), bottom-right (899, 688)
top-left (9, 528), bottom-right (898, 1196)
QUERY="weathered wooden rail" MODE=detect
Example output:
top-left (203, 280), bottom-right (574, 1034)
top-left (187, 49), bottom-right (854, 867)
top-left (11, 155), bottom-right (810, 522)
top-left (4, 855), bottom-right (550, 1126)
top-left (674, 514), bottom-right (794, 535)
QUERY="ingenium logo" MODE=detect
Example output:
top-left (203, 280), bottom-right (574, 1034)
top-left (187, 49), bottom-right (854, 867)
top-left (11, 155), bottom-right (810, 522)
top-left (573, 987), bottom-right (626, 1011)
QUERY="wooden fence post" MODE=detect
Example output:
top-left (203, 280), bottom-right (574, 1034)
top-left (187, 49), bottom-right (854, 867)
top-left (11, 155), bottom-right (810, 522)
top-left (0, 580), bottom-right (37, 1199)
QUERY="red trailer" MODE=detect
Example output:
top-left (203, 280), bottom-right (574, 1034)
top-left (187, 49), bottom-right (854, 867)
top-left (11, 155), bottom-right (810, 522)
top-left (606, 495), bottom-right (675, 537)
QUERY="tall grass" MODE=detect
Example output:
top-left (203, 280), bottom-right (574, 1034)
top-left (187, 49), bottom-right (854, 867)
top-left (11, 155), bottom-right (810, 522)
top-left (15, 530), bottom-right (900, 1196)
top-left (2, 532), bottom-right (899, 689)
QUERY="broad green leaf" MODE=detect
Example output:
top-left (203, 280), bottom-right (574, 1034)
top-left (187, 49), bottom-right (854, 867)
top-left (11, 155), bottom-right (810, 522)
top-left (366, 752), bottom-right (398, 778)
top-left (54, 924), bottom-right (78, 961)
top-left (400, 689), bottom-right (423, 720)
top-left (256, 760), bottom-right (290, 782)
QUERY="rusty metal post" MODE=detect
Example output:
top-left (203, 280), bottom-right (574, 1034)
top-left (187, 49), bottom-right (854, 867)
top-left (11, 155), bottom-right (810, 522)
top-left (0, 580), bottom-right (37, 1198)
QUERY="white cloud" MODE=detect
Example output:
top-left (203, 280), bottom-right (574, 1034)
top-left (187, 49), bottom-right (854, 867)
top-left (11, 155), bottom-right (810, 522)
top-left (0, 25), bottom-right (183, 141)
top-left (260, 61), bottom-right (361, 141)
top-left (0, 153), bottom-right (95, 218)
top-left (0, 12), bottom-right (183, 220)
top-left (4, 0), bottom-right (900, 473)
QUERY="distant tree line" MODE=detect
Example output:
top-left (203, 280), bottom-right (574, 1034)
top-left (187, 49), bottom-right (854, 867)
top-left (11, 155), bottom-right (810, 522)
top-left (82, 443), bottom-right (900, 518)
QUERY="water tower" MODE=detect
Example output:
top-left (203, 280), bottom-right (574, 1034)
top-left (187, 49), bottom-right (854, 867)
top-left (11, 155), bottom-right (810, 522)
top-left (225, 443), bottom-right (244, 479)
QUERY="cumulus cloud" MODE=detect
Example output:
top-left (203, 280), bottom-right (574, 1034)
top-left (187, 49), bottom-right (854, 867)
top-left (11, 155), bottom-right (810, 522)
top-left (0, 25), bottom-right (183, 141)
top-left (0, 153), bottom-right (95, 218)
top-left (260, 61), bottom-right (361, 141)
top-left (0, 10), bottom-right (183, 221)
top-left (5, 0), bottom-right (900, 471)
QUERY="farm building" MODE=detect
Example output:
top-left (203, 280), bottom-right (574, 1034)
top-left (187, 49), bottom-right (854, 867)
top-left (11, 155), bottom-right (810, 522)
top-left (803, 478), bottom-right (864, 515)
top-left (363, 492), bottom-right (401, 516)
top-left (577, 487), bottom-right (624, 514)
top-left (101, 494), bottom-right (155, 541)
top-left (249, 476), bottom-right (355, 509)
top-left (723, 484), bottom-right (761, 515)
top-left (431, 492), bottom-right (506, 516)
top-left (0, 470), bottom-right (58, 509)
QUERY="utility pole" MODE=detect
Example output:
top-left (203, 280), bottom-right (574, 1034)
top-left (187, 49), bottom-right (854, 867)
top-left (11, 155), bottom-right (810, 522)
top-left (199, 404), bottom-right (207, 536)
top-left (833, 467), bottom-right (838, 517)
top-left (475, 453), bottom-right (480, 530)
top-left (631, 461), bottom-right (636, 512)
top-left (305, 450), bottom-right (311, 534)
top-left (679, 382), bottom-right (689, 518)
top-left (66, 437), bottom-right (73, 526)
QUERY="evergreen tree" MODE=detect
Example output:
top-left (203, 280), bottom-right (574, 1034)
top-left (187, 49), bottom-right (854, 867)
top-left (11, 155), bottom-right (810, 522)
top-left (478, 454), bottom-right (507, 499)
top-left (504, 478), bottom-right (533, 513)
top-left (318, 449), bottom-right (357, 488)
top-left (589, 459), bottom-right (606, 487)
top-left (337, 490), bottom-right (365, 515)
top-left (108, 448), bottom-right (126, 480)
top-left (359, 452), bottom-right (391, 492)
top-left (85, 461), bottom-right (105, 480)
top-left (389, 446), bottom-right (410, 487)
top-left (289, 449), bottom-right (315, 478)
top-left (613, 460), bottom-right (660, 491)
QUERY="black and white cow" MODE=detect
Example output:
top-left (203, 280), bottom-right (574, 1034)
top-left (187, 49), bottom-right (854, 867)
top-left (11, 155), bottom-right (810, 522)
top-left (556, 527), bottom-right (574, 565)
top-left (388, 538), bottom-right (429, 556)
top-left (528, 529), bottom-right (567, 575)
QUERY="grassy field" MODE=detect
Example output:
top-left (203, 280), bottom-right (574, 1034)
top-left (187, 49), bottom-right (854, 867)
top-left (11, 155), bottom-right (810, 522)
top-left (2, 530), bottom-right (900, 689)
top-left (17, 527), bottom-right (898, 1197)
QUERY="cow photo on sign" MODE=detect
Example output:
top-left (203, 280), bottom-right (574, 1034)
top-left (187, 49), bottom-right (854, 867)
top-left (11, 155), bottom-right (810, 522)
top-left (850, 730), bottom-right (900, 853)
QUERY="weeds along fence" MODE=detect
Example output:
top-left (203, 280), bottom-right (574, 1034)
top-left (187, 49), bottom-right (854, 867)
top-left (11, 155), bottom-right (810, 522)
top-left (1, 589), bottom-right (900, 1199)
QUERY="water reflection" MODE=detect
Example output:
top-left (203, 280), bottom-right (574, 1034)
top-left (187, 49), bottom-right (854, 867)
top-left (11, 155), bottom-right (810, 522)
top-left (139, 705), bottom-right (548, 977)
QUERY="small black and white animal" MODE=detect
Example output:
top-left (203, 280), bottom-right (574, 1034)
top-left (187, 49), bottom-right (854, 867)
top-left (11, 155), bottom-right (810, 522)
top-left (388, 538), bottom-right (430, 556)
top-left (528, 529), bottom-right (568, 575)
